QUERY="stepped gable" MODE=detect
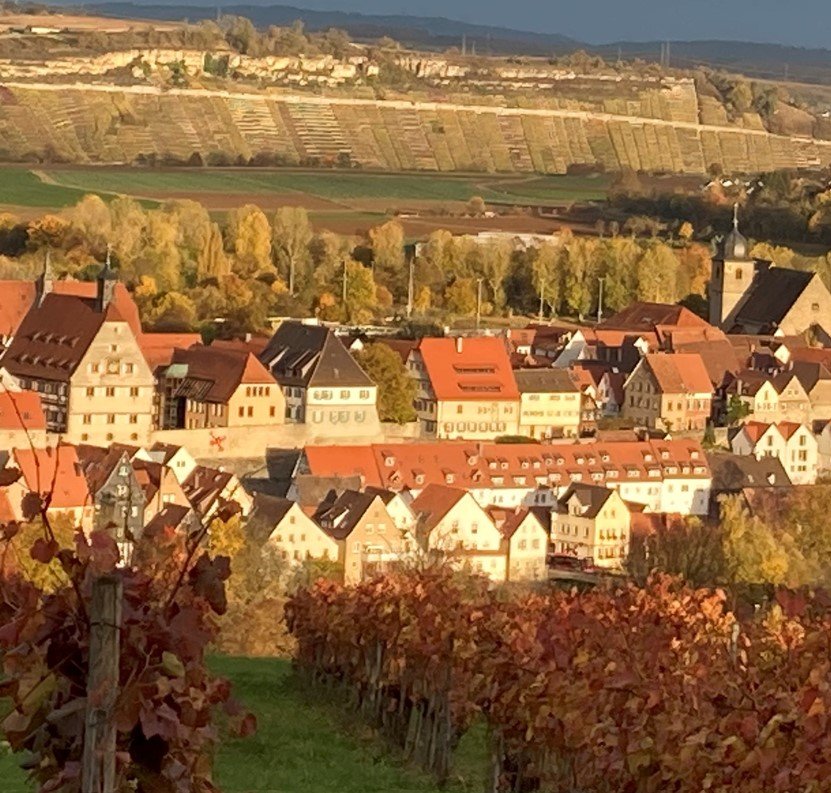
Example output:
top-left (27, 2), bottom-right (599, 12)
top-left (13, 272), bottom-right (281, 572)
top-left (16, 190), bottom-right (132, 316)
top-left (731, 269), bottom-right (815, 332)
top-left (260, 321), bottom-right (373, 389)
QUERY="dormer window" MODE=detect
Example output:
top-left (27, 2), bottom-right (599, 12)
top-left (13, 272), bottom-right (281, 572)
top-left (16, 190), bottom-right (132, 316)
top-left (661, 450), bottom-right (670, 460)
top-left (520, 460), bottom-right (529, 469)
top-left (690, 450), bottom-right (700, 460)
top-left (445, 473), bottom-right (455, 484)
top-left (415, 474), bottom-right (425, 485)
top-left (384, 455), bottom-right (395, 467)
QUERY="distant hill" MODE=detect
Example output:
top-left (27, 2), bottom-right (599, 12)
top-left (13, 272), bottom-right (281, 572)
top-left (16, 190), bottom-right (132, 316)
top-left (87, 3), bottom-right (580, 55)
top-left (81, 3), bottom-right (831, 84)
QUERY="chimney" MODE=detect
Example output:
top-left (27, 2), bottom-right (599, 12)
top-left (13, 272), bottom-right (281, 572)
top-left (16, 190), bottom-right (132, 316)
top-left (455, 336), bottom-right (463, 354)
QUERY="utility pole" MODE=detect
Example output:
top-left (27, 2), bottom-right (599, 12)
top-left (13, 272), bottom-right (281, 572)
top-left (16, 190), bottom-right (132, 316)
top-left (461, 34), bottom-right (466, 56)
top-left (597, 277), bottom-right (605, 325)
top-left (406, 254), bottom-right (415, 319)
top-left (665, 40), bottom-right (671, 68)
top-left (82, 575), bottom-right (122, 793)
top-left (475, 277), bottom-right (483, 332)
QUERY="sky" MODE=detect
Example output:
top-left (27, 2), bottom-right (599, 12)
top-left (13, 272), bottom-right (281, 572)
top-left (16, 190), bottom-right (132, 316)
top-left (258, 0), bottom-right (831, 48)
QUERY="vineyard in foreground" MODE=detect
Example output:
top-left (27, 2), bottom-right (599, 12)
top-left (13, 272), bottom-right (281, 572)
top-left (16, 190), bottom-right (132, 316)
top-left (2, 85), bottom-right (831, 173)
top-left (288, 570), bottom-right (831, 793)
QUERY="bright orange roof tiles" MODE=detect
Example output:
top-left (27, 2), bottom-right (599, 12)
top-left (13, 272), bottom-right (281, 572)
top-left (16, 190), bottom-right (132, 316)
top-left (0, 390), bottom-right (45, 431)
top-left (12, 445), bottom-right (91, 509)
top-left (417, 337), bottom-right (519, 401)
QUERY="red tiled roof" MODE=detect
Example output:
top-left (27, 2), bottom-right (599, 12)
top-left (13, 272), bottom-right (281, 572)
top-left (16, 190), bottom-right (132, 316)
top-left (741, 421), bottom-right (804, 443)
top-left (139, 333), bottom-right (202, 370)
top-left (12, 445), bottom-right (90, 509)
top-left (410, 484), bottom-right (469, 535)
top-left (0, 280), bottom-right (138, 339)
top-left (601, 302), bottom-right (709, 331)
top-left (0, 390), bottom-right (45, 431)
top-left (417, 337), bottom-right (519, 401)
top-left (304, 438), bottom-right (711, 493)
top-left (0, 489), bottom-right (15, 523)
top-left (640, 353), bottom-right (713, 395)
top-left (169, 345), bottom-right (277, 402)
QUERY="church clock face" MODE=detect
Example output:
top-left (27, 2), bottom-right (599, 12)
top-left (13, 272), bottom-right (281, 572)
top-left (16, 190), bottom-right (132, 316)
top-left (106, 358), bottom-right (120, 375)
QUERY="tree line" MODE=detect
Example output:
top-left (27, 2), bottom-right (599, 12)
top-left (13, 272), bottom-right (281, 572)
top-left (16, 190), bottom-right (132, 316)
top-left (0, 194), bottom-right (712, 338)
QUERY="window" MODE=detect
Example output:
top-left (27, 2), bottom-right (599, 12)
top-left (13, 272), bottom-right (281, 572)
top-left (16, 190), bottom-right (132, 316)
top-left (457, 405), bottom-right (463, 414)
top-left (105, 387), bottom-right (115, 398)
top-left (86, 387), bottom-right (95, 398)
top-left (82, 414), bottom-right (92, 425)
top-left (125, 363), bottom-right (134, 374)
top-left (353, 542), bottom-right (361, 553)
top-left (269, 406), bottom-right (276, 418)
top-left (81, 433), bottom-right (89, 442)
top-left (107, 414), bottom-right (115, 424)
top-left (247, 406), bottom-right (253, 417)
top-left (130, 387), bottom-right (139, 398)
top-left (238, 407), bottom-right (245, 417)
top-left (340, 390), bottom-right (349, 399)
top-left (129, 415), bottom-right (138, 424)
top-left (359, 389), bottom-right (370, 399)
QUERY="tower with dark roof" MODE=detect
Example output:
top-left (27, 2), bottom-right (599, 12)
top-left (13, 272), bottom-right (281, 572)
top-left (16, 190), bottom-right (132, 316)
top-left (708, 205), bottom-right (763, 329)
top-left (96, 246), bottom-right (118, 312)
top-left (35, 250), bottom-right (54, 308)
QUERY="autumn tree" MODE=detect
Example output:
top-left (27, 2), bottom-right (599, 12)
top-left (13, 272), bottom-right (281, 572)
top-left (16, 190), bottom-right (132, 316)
top-left (444, 277), bottom-right (477, 316)
top-left (341, 260), bottom-right (377, 323)
top-left (226, 204), bottom-right (273, 278)
top-left (355, 343), bottom-right (416, 424)
top-left (65, 193), bottom-right (112, 254)
top-left (369, 220), bottom-right (406, 300)
top-left (530, 241), bottom-right (562, 317)
top-left (196, 222), bottom-right (230, 282)
top-left (636, 242), bottom-right (678, 303)
top-left (273, 206), bottom-right (313, 295)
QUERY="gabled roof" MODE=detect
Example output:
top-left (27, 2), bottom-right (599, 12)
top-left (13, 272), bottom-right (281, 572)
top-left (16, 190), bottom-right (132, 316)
top-left (732, 269), bottom-right (817, 331)
top-left (292, 473), bottom-right (365, 506)
top-left (167, 345), bottom-right (276, 403)
top-left (313, 489), bottom-right (380, 540)
top-left (248, 493), bottom-right (297, 543)
top-left (260, 321), bottom-right (372, 389)
top-left (635, 353), bottom-right (713, 395)
top-left (183, 465), bottom-right (238, 517)
top-left (12, 445), bottom-right (90, 509)
top-left (600, 302), bottom-right (709, 332)
top-left (417, 337), bottom-right (518, 401)
top-left (2, 292), bottom-right (118, 382)
top-left (410, 484), bottom-right (469, 535)
top-left (76, 445), bottom-right (132, 495)
top-left (0, 280), bottom-right (139, 341)
top-left (143, 503), bottom-right (196, 535)
top-left (514, 368), bottom-right (580, 394)
top-left (0, 390), bottom-right (45, 431)
top-left (706, 452), bottom-right (792, 492)
top-left (738, 420), bottom-right (806, 444)
top-left (487, 506), bottom-right (544, 540)
top-left (555, 483), bottom-right (617, 519)
top-left (138, 333), bottom-right (201, 371)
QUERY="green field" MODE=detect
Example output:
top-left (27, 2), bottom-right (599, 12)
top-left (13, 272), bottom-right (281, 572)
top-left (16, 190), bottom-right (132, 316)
top-left (0, 167), bottom-right (609, 210)
top-left (0, 657), bottom-right (484, 793)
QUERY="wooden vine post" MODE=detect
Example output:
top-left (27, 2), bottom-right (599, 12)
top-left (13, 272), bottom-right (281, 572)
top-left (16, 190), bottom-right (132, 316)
top-left (82, 574), bottom-right (123, 793)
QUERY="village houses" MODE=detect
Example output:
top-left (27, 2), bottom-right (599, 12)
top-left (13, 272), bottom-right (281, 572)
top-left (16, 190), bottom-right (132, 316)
top-left (623, 353), bottom-right (713, 432)
top-left (514, 368), bottom-right (582, 440)
top-left (730, 421), bottom-right (819, 486)
top-left (552, 484), bottom-right (632, 570)
top-left (408, 336), bottom-right (520, 440)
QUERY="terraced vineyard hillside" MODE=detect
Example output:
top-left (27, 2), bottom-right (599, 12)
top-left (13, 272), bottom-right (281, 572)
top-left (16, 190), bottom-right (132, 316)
top-left (2, 82), bottom-right (831, 174)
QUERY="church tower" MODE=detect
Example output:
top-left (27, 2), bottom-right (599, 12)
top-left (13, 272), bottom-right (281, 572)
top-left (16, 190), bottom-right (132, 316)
top-left (96, 244), bottom-right (118, 313)
top-left (708, 205), bottom-right (757, 328)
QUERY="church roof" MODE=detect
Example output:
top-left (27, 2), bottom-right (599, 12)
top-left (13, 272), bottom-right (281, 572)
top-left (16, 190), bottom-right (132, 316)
top-left (732, 269), bottom-right (816, 332)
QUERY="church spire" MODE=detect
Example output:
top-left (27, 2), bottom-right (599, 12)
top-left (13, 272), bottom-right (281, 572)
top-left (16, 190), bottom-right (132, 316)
top-left (96, 243), bottom-right (118, 312)
top-left (36, 249), bottom-right (54, 307)
top-left (733, 202), bottom-right (739, 231)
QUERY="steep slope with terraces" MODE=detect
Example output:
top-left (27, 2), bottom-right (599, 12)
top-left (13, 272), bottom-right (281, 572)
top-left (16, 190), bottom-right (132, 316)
top-left (2, 80), bottom-right (829, 174)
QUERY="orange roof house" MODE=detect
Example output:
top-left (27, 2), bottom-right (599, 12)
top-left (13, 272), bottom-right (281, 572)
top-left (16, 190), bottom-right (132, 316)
top-left (409, 337), bottom-right (520, 440)
top-left (623, 353), bottom-right (714, 433)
